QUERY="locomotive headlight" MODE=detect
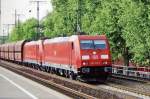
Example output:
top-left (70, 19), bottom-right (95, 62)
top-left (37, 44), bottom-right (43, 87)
top-left (82, 55), bottom-right (90, 60)
top-left (82, 62), bottom-right (88, 65)
top-left (82, 68), bottom-right (90, 73)
top-left (101, 54), bottom-right (109, 59)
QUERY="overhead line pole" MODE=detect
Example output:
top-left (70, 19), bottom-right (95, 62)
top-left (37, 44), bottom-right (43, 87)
top-left (3, 24), bottom-right (15, 39)
top-left (76, 0), bottom-right (82, 34)
top-left (0, 0), bottom-right (1, 35)
top-left (13, 10), bottom-right (24, 40)
top-left (15, 9), bottom-right (17, 27)
top-left (0, 0), bottom-right (2, 44)
top-left (14, 10), bottom-right (23, 28)
top-left (16, 14), bottom-right (23, 28)
top-left (30, 0), bottom-right (47, 40)
top-left (2, 24), bottom-right (6, 44)
top-left (2, 28), bottom-right (4, 43)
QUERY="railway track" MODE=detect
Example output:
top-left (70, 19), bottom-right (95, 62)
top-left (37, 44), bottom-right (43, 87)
top-left (106, 77), bottom-right (150, 97)
top-left (0, 60), bottom-right (149, 99)
top-left (111, 74), bottom-right (150, 84)
top-left (0, 61), bottom-right (95, 99)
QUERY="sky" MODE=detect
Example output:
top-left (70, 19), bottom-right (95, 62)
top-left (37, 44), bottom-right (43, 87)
top-left (1, 0), bottom-right (53, 36)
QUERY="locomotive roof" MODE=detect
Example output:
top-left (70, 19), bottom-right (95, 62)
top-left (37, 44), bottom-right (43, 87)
top-left (44, 35), bottom-right (107, 44)
top-left (25, 41), bottom-right (39, 45)
top-left (78, 35), bottom-right (107, 39)
top-left (44, 37), bottom-right (70, 44)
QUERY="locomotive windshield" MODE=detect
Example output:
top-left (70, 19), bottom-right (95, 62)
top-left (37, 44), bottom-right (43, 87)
top-left (80, 40), bottom-right (106, 49)
top-left (94, 40), bottom-right (106, 49)
top-left (80, 40), bottom-right (94, 49)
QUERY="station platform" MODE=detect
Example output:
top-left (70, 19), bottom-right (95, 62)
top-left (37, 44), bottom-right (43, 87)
top-left (0, 66), bottom-right (71, 99)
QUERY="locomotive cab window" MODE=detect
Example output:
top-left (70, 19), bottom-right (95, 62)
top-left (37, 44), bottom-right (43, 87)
top-left (80, 40), bottom-right (106, 49)
top-left (80, 40), bottom-right (94, 49)
top-left (94, 40), bottom-right (106, 49)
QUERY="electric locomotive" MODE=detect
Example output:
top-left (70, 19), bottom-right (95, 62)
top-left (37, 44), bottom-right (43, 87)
top-left (42, 35), bottom-right (112, 81)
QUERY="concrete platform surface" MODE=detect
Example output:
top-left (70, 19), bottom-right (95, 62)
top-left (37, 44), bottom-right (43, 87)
top-left (0, 66), bottom-right (71, 99)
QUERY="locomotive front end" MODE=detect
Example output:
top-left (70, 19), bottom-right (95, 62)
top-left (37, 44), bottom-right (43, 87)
top-left (77, 35), bottom-right (112, 82)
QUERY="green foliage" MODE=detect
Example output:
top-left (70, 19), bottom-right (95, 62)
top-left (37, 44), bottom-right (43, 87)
top-left (42, 0), bottom-right (78, 37)
top-left (9, 0), bottom-right (150, 66)
top-left (22, 18), bottom-right (38, 40)
top-left (9, 18), bottom-right (38, 42)
top-left (43, 0), bottom-right (150, 66)
top-left (118, 0), bottom-right (150, 65)
top-left (9, 23), bottom-right (23, 42)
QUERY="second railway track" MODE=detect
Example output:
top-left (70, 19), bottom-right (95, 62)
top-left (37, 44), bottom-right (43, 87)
top-left (106, 77), bottom-right (150, 97)
top-left (0, 60), bottom-right (149, 99)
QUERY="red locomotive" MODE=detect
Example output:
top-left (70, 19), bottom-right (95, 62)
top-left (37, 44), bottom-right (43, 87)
top-left (0, 35), bottom-right (112, 82)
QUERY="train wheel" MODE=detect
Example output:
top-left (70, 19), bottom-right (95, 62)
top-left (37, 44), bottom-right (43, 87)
top-left (69, 72), bottom-right (76, 80)
top-left (64, 70), bottom-right (69, 78)
top-left (45, 66), bottom-right (48, 72)
top-left (50, 68), bottom-right (54, 74)
top-left (49, 67), bottom-right (52, 73)
top-left (69, 73), bottom-right (73, 80)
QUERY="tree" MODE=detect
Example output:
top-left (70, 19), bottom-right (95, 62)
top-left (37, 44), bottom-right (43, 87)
top-left (8, 0), bottom-right (150, 66)
top-left (9, 18), bottom-right (38, 41)
top-left (118, 0), bottom-right (150, 66)
top-left (22, 18), bottom-right (37, 40)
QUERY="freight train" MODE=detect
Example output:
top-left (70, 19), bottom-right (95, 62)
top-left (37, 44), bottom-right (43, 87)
top-left (0, 35), bottom-right (112, 82)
